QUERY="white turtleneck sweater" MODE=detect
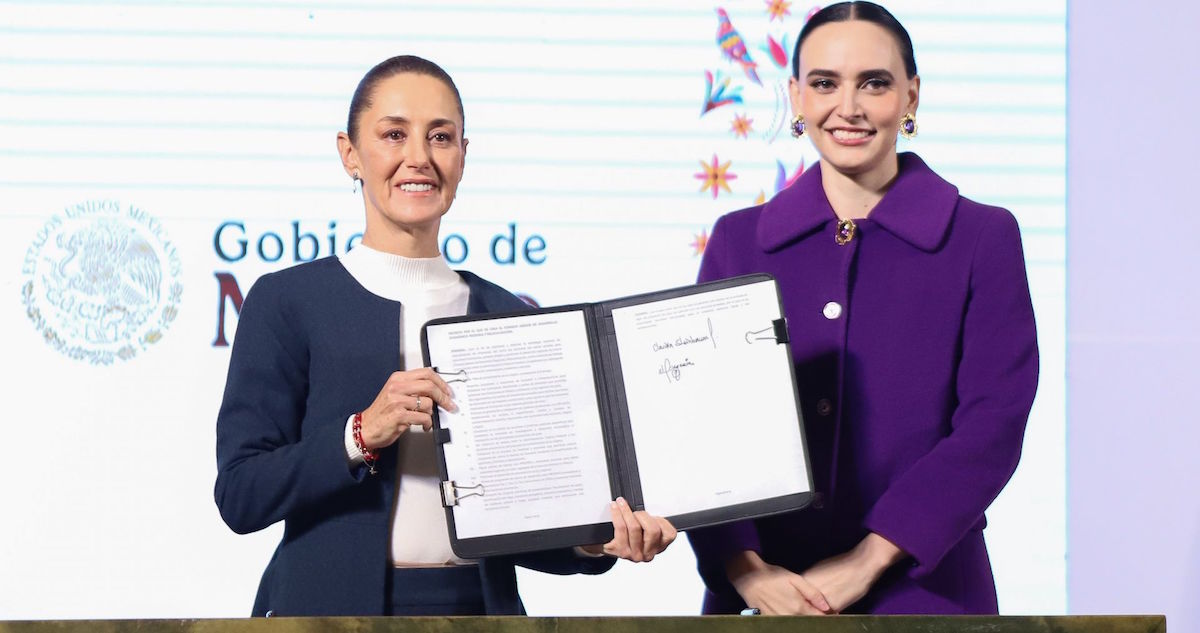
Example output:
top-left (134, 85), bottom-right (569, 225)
top-left (338, 244), bottom-right (472, 566)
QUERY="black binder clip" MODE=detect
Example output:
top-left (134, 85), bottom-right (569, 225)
top-left (433, 427), bottom-right (452, 444)
top-left (440, 481), bottom-right (485, 507)
top-left (744, 318), bottom-right (789, 344)
top-left (772, 317), bottom-right (789, 343)
top-left (434, 368), bottom-right (469, 383)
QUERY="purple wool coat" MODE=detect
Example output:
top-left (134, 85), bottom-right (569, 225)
top-left (687, 153), bottom-right (1038, 614)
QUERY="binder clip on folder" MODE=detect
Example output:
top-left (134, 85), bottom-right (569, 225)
top-left (435, 368), bottom-right (469, 384)
top-left (441, 481), bottom-right (485, 507)
top-left (744, 318), bottom-right (789, 344)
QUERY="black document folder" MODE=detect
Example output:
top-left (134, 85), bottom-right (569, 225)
top-left (421, 273), bottom-right (813, 558)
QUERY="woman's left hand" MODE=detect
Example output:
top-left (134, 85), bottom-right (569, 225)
top-left (580, 497), bottom-right (678, 562)
top-left (802, 532), bottom-right (905, 613)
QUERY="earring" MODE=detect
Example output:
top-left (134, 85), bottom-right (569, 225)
top-left (352, 170), bottom-right (360, 194)
top-left (899, 113), bottom-right (918, 139)
top-left (790, 114), bottom-right (806, 138)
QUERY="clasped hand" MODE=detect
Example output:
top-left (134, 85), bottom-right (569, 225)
top-left (729, 553), bottom-right (833, 615)
top-left (730, 534), bottom-right (904, 615)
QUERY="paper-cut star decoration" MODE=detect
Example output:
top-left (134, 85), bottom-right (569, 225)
top-left (691, 229), bottom-right (709, 256)
top-left (765, 0), bottom-right (793, 22)
top-left (730, 113), bottom-right (754, 138)
top-left (695, 154), bottom-right (738, 199)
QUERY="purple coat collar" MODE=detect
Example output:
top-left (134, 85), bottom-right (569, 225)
top-left (756, 152), bottom-right (960, 253)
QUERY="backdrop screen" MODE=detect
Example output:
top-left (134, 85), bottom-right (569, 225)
top-left (0, 0), bottom-right (1064, 618)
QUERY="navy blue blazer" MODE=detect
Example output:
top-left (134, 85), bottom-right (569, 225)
top-left (215, 257), bottom-right (613, 616)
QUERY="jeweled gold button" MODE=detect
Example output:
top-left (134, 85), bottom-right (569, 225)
top-left (835, 219), bottom-right (856, 245)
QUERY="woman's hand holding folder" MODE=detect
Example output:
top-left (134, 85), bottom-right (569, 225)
top-left (579, 497), bottom-right (678, 562)
top-left (358, 368), bottom-right (458, 448)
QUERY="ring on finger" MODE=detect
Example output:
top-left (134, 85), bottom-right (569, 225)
top-left (414, 395), bottom-right (422, 411)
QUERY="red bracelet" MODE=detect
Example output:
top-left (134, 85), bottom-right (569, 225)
top-left (352, 412), bottom-right (378, 475)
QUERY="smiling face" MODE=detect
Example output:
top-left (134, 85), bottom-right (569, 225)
top-left (790, 19), bottom-right (919, 184)
top-left (338, 72), bottom-right (466, 256)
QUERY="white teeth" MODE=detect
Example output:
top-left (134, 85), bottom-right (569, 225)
top-left (832, 129), bottom-right (871, 140)
top-left (399, 183), bottom-right (434, 192)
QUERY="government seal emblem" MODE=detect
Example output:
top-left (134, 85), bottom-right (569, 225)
top-left (21, 200), bottom-right (183, 365)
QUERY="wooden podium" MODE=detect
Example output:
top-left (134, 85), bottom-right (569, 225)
top-left (0, 616), bottom-right (1167, 632)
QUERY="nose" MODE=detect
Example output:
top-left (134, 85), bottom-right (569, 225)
top-left (402, 137), bottom-right (431, 168)
top-left (836, 87), bottom-right (862, 120)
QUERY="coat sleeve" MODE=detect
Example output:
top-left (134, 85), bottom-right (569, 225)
top-left (863, 208), bottom-right (1039, 577)
top-left (513, 548), bottom-right (616, 575)
top-left (684, 215), bottom-right (765, 592)
top-left (214, 274), bottom-right (365, 535)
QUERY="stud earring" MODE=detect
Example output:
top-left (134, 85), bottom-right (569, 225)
top-left (899, 113), bottom-right (918, 139)
top-left (790, 114), bottom-right (806, 138)
top-left (352, 171), bottom-right (360, 194)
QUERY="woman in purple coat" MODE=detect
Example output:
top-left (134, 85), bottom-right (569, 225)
top-left (687, 2), bottom-right (1038, 615)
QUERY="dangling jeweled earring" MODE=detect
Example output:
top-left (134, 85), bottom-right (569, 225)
top-left (352, 170), bottom-right (361, 193)
top-left (790, 114), bottom-right (806, 138)
top-left (899, 113), bottom-right (918, 139)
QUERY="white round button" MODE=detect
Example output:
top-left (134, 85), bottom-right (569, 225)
top-left (822, 301), bottom-right (843, 320)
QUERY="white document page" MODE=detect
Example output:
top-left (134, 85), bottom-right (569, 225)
top-left (608, 280), bottom-right (810, 518)
top-left (424, 310), bottom-right (613, 540)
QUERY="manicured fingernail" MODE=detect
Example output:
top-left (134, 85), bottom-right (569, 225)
top-left (610, 501), bottom-right (618, 509)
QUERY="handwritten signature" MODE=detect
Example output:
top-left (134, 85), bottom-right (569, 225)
top-left (652, 334), bottom-right (713, 352)
top-left (650, 317), bottom-right (719, 353)
top-left (658, 357), bottom-right (696, 383)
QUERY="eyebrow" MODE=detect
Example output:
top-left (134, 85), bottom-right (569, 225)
top-left (806, 68), bottom-right (896, 81)
top-left (376, 115), bottom-right (459, 129)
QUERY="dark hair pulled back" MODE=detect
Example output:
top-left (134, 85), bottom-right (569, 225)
top-left (792, 2), bottom-right (917, 80)
top-left (346, 55), bottom-right (465, 144)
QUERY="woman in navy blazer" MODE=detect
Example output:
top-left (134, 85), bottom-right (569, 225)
top-left (687, 2), bottom-right (1039, 615)
top-left (215, 55), bottom-right (676, 617)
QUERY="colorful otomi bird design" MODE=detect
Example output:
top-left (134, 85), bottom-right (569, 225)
top-left (716, 8), bottom-right (762, 86)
